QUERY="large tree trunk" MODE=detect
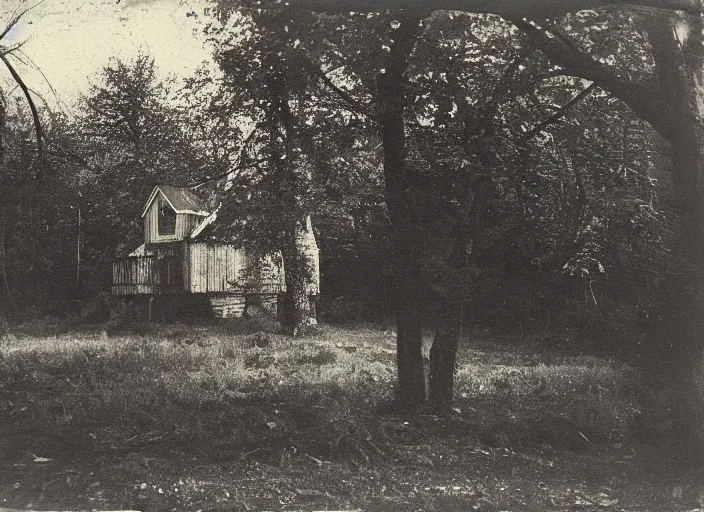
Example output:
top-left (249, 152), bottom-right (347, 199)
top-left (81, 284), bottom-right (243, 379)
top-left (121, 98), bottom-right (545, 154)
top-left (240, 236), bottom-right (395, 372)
top-left (377, 14), bottom-right (426, 406)
top-left (644, 12), bottom-right (704, 454)
top-left (427, 176), bottom-right (490, 407)
top-left (395, 283), bottom-right (425, 405)
top-left (668, 119), bottom-right (704, 453)
top-left (428, 301), bottom-right (461, 407)
top-left (280, 219), bottom-right (317, 337)
top-left (269, 77), bottom-right (318, 337)
top-left (427, 207), bottom-right (469, 409)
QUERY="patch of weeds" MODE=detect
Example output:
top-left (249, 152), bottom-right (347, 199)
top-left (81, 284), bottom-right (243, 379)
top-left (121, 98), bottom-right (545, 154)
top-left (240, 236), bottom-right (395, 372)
top-left (217, 338), bottom-right (246, 361)
top-left (454, 354), bottom-right (639, 451)
top-left (104, 321), bottom-right (157, 337)
top-left (215, 316), bottom-right (281, 336)
top-left (244, 352), bottom-right (276, 369)
top-left (296, 348), bottom-right (338, 366)
top-left (0, 321), bottom-right (658, 462)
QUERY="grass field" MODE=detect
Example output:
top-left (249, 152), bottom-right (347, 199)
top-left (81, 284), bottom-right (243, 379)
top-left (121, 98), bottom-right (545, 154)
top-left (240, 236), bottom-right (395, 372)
top-left (0, 319), bottom-right (700, 511)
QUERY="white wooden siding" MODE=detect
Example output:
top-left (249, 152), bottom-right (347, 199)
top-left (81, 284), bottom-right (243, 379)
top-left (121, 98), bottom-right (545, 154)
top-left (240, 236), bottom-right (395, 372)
top-left (186, 243), bottom-right (285, 294)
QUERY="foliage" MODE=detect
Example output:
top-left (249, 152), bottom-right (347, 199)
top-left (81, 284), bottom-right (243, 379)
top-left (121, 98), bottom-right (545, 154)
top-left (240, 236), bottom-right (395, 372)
top-left (199, 4), bottom-right (393, 331)
top-left (391, 12), bottom-right (673, 338)
top-left (0, 2), bottom-right (684, 364)
top-left (194, 6), bottom-right (675, 349)
top-left (0, 103), bottom-right (86, 308)
top-left (77, 52), bottom-right (205, 257)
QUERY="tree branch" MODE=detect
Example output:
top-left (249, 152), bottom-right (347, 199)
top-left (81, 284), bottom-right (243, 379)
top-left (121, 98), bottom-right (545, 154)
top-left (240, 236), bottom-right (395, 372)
top-left (189, 157), bottom-right (268, 187)
top-left (521, 81), bottom-right (597, 142)
top-left (190, 124), bottom-right (264, 187)
top-left (311, 63), bottom-right (375, 119)
top-left (511, 17), bottom-right (678, 143)
top-left (0, 54), bottom-right (43, 178)
top-left (0, 0), bottom-right (45, 42)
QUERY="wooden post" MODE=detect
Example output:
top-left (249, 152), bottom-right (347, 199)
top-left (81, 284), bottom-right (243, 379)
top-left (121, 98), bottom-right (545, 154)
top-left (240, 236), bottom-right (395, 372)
top-left (76, 206), bottom-right (81, 285)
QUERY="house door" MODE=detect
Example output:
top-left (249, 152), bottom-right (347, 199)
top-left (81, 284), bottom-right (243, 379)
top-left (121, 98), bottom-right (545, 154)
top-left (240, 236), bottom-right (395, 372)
top-left (156, 245), bottom-right (184, 292)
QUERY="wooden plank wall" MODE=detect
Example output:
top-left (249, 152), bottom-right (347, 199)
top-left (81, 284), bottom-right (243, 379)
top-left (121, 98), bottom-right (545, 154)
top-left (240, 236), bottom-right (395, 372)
top-left (183, 243), bottom-right (191, 291)
top-left (179, 214), bottom-right (203, 240)
top-left (187, 243), bottom-right (286, 294)
top-left (207, 245), bottom-right (219, 292)
top-left (113, 243), bottom-right (289, 299)
top-left (112, 257), bottom-right (159, 295)
top-left (209, 295), bottom-right (246, 318)
top-left (188, 243), bottom-right (240, 294)
top-left (209, 294), bottom-right (278, 318)
top-left (188, 243), bottom-right (207, 293)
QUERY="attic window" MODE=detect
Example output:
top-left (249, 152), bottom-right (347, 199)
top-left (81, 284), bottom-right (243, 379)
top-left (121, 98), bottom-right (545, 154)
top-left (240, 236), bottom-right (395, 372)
top-left (158, 197), bottom-right (176, 236)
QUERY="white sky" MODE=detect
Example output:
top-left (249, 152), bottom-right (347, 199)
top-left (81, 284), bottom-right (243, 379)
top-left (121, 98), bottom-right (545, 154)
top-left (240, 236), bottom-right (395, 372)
top-left (0, 0), bottom-right (215, 111)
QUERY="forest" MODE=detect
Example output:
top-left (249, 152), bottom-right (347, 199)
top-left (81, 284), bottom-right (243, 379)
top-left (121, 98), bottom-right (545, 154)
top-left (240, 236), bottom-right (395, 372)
top-left (0, 0), bottom-right (703, 510)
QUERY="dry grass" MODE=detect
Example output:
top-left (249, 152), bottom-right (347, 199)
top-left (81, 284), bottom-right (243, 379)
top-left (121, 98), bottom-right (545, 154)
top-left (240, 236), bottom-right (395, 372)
top-left (0, 321), bottom-right (650, 461)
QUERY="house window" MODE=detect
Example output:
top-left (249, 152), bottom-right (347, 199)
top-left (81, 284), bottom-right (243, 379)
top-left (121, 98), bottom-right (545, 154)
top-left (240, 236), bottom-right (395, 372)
top-left (158, 198), bottom-right (176, 236)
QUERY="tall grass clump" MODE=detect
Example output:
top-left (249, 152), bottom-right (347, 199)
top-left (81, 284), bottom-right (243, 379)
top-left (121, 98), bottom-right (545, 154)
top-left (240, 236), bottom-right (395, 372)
top-left (0, 323), bottom-right (654, 459)
top-left (0, 324), bottom-right (396, 458)
top-left (454, 352), bottom-right (640, 449)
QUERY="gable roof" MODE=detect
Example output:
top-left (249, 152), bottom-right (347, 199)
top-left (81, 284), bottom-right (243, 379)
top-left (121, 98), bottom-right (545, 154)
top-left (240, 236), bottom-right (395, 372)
top-left (142, 185), bottom-right (211, 218)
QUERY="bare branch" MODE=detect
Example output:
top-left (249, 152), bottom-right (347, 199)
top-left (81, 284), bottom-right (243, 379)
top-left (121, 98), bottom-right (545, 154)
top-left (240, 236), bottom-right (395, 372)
top-left (521, 81), bottom-right (597, 142)
top-left (0, 53), bottom-right (43, 177)
top-left (0, 0), bottom-right (45, 42)
top-left (312, 64), bottom-right (375, 119)
top-left (14, 49), bottom-right (62, 108)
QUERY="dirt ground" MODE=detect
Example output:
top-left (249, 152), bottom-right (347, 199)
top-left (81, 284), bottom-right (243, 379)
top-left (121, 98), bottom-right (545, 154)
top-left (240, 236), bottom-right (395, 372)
top-left (1, 421), bottom-right (703, 511)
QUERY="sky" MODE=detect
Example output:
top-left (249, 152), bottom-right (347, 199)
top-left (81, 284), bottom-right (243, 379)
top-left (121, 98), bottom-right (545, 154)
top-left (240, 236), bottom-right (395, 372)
top-left (0, 0), bottom-right (215, 111)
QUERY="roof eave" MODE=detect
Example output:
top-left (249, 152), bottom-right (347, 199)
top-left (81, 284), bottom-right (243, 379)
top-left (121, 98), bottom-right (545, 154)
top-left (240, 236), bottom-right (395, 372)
top-left (174, 209), bottom-right (211, 216)
top-left (141, 186), bottom-right (162, 218)
top-left (141, 186), bottom-right (211, 218)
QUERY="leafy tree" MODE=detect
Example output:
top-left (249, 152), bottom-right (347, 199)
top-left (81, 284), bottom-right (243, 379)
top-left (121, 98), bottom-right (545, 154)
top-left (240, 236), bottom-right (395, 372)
top-left (77, 53), bottom-right (204, 273)
top-left (0, 90), bottom-right (14, 315)
top-left (205, 5), bottom-right (391, 335)
top-left (203, 9), bottom-right (320, 335)
top-left (503, 6), bottom-right (704, 452)
top-left (186, 4), bottom-right (704, 457)
top-left (222, 2), bottom-right (704, 434)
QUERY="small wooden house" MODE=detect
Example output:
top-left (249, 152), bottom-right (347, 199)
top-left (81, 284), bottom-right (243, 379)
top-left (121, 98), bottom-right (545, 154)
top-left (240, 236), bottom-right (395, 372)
top-left (112, 185), bottom-right (319, 318)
